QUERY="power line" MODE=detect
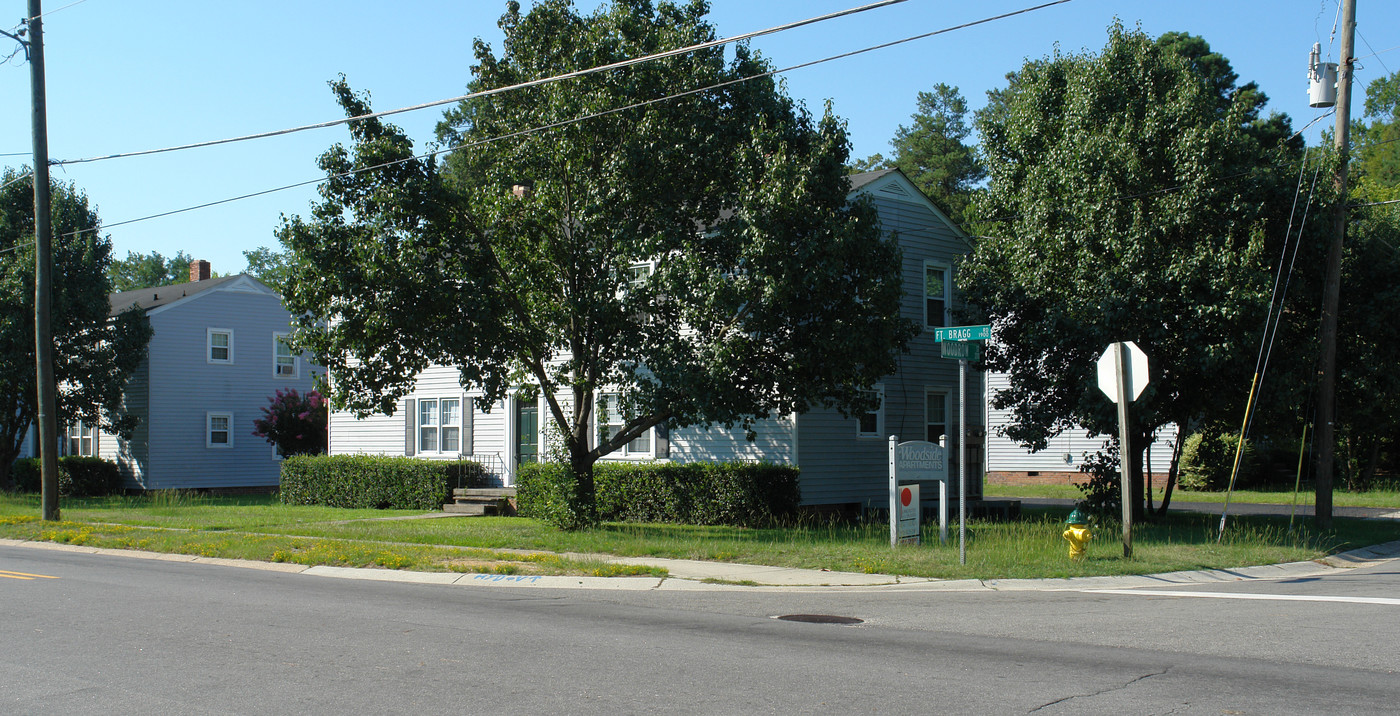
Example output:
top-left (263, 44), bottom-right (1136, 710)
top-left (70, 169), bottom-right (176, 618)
top-left (54, 0), bottom-right (915, 167)
top-left (1, 171), bottom-right (32, 191)
top-left (63, 0), bottom-right (1076, 237)
top-left (23, 0), bottom-right (89, 24)
top-left (1356, 30), bottom-right (1392, 76)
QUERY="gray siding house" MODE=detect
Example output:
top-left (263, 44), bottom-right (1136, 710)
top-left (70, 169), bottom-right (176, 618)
top-left (83, 262), bottom-right (320, 489)
top-left (329, 169), bottom-right (985, 510)
top-left (984, 368), bottom-right (1179, 485)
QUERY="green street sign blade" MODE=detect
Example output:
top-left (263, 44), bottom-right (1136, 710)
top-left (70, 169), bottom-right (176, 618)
top-left (934, 324), bottom-right (990, 342)
top-left (941, 341), bottom-right (980, 361)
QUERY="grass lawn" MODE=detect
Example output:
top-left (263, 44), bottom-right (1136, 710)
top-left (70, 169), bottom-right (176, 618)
top-left (985, 482), bottom-right (1400, 509)
top-left (3, 491), bottom-right (1397, 581)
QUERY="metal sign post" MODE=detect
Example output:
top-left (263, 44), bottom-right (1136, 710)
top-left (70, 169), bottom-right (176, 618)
top-left (958, 355), bottom-right (967, 565)
top-left (936, 325), bottom-right (989, 566)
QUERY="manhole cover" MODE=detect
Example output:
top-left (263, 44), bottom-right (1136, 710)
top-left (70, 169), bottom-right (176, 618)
top-left (775, 614), bottom-right (863, 625)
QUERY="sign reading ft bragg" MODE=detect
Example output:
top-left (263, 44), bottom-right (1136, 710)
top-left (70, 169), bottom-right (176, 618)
top-left (933, 324), bottom-right (990, 342)
top-left (896, 441), bottom-right (948, 483)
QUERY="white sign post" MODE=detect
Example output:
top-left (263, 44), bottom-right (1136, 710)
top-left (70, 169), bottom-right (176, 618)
top-left (889, 438), bottom-right (948, 547)
top-left (1096, 341), bottom-right (1149, 559)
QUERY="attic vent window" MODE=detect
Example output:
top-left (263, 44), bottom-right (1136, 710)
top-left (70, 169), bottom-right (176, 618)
top-left (879, 183), bottom-right (910, 197)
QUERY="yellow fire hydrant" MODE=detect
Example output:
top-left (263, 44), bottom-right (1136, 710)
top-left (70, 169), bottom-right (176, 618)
top-left (1062, 509), bottom-right (1092, 560)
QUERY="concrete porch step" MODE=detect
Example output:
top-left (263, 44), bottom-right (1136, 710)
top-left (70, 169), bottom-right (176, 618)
top-left (442, 502), bottom-right (498, 516)
top-left (444, 487), bottom-right (516, 516)
top-left (452, 488), bottom-right (516, 499)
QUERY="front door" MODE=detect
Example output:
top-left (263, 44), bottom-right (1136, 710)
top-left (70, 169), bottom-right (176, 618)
top-left (515, 400), bottom-right (539, 468)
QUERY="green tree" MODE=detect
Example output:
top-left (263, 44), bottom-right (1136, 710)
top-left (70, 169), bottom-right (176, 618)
top-left (107, 249), bottom-right (198, 291)
top-left (278, 0), bottom-right (915, 529)
top-left (242, 245), bottom-right (292, 294)
top-left (1329, 70), bottom-right (1400, 486)
top-left (961, 24), bottom-right (1300, 520)
top-left (0, 168), bottom-right (152, 490)
top-left (885, 83), bottom-right (985, 229)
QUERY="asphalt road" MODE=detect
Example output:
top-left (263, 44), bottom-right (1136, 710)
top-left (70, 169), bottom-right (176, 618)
top-left (4, 545), bottom-right (1398, 715)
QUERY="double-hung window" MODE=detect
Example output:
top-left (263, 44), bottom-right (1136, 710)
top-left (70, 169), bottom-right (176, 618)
top-left (599, 393), bottom-right (652, 458)
top-left (924, 262), bottom-right (949, 329)
top-left (273, 332), bottom-right (297, 378)
top-left (67, 421), bottom-right (96, 456)
top-left (418, 398), bottom-right (462, 454)
top-left (925, 390), bottom-right (948, 445)
top-left (625, 262), bottom-right (653, 323)
top-left (208, 328), bottom-right (233, 364)
top-left (207, 412), bottom-right (233, 448)
top-left (856, 385), bottom-right (884, 438)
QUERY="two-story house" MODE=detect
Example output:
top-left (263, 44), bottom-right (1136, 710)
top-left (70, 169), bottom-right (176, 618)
top-left (83, 261), bottom-right (320, 490)
top-left (328, 169), bottom-right (984, 511)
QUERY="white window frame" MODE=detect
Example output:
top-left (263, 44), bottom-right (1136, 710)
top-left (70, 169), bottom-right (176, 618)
top-left (925, 389), bottom-right (949, 446)
top-left (598, 392), bottom-right (654, 459)
top-left (273, 332), bottom-right (298, 379)
top-left (207, 328), bottom-right (234, 364)
top-left (207, 411), bottom-right (234, 449)
top-left (923, 261), bottom-right (950, 330)
top-left (66, 421), bottom-right (97, 456)
top-left (417, 397), bottom-right (463, 456)
top-left (856, 384), bottom-right (884, 439)
top-left (624, 261), bottom-right (654, 323)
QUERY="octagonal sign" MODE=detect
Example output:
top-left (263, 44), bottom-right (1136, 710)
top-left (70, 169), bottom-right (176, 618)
top-left (1096, 341), bottom-right (1148, 404)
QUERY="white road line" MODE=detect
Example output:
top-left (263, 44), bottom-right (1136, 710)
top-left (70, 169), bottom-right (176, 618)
top-left (1084, 589), bottom-right (1400, 605)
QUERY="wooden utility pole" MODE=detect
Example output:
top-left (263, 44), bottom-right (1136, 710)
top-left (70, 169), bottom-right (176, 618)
top-left (27, 0), bottom-right (60, 521)
top-left (1315, 0), bottom-right (1356, 531)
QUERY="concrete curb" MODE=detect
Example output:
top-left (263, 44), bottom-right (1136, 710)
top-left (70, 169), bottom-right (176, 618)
top-left (4, 537), bottom-right (1398, 592)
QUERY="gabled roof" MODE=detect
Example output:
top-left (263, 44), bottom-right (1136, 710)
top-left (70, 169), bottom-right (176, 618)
top-left (108, 274), bottom-right (276, 317)
top-left (845, 167), bottom-right (971, 248)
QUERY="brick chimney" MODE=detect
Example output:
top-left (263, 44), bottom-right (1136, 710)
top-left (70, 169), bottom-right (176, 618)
top-left (189, 259), bottom-right (211, 282)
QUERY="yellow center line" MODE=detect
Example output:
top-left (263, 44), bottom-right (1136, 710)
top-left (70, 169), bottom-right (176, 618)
top-left (0, 569), bottom-right (60, 580)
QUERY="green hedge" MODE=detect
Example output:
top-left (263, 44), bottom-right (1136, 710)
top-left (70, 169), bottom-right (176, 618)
top-left (1178, 431), bottom-right (1259, 491)
top-left (279, 455), bottom-right (490, 510)
top-left (517, 461), bottom-right (800, 528)
top-left (12, 456), bottom-right (121, 497)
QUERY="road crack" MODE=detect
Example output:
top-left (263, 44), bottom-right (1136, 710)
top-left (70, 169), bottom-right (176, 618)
top-left (1026, 667), bottom-right (1170, 713)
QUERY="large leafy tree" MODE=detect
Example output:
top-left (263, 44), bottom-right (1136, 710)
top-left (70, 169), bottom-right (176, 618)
top-left (0, 168), bottom-right (152, 489)
top-left (961, 24), bottom-right (1301, 520)
top-left (1326, 70), bottom-right (1400, 487)
top-left (241, 246), bottom-right (292, 294)
top-left (278, 0), bottom-right (915, 528)
top-left (107, 249), bottom-right (199, 291)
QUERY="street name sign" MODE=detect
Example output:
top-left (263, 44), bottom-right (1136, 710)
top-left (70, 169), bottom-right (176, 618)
top-left (940, 340), bottom-right (980, 361)
top-left (934, 324), bottom-right (990, 342)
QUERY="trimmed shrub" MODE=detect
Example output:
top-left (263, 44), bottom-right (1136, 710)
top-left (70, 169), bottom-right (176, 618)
top-left (60, 457), bottom-right (121, 497)
top-left (1178, 431), bottom-right (1258, 492)
top-left (11, 456), bottom-right (119, 497)
top-left (279, 455), bottom-right (457, 510)
top-left (514, 463), bottom-right (587, 529)
top-left (518, 461), bottom-right (801, 528)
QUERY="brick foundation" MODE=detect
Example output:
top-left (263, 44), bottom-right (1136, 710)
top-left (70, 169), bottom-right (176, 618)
top-left (986, 471), bottom-right (1171, 486)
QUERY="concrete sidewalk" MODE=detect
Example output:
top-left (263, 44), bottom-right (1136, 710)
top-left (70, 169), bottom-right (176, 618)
top-left (7, 536), bottom-right (1400, 592)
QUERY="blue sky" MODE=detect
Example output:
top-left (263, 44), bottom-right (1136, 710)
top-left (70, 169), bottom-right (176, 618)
top-left (3, 0), bottom-right (1397, 278)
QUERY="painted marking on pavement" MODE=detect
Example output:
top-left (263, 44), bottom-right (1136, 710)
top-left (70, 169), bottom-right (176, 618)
top-left (0, 569), bottom-right (60, 581)
top-left (1084, 589), bottom-right (1400, 605)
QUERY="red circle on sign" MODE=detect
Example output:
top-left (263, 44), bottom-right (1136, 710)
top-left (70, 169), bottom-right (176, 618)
top-left (900, 487), bottom-right (912, 507)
